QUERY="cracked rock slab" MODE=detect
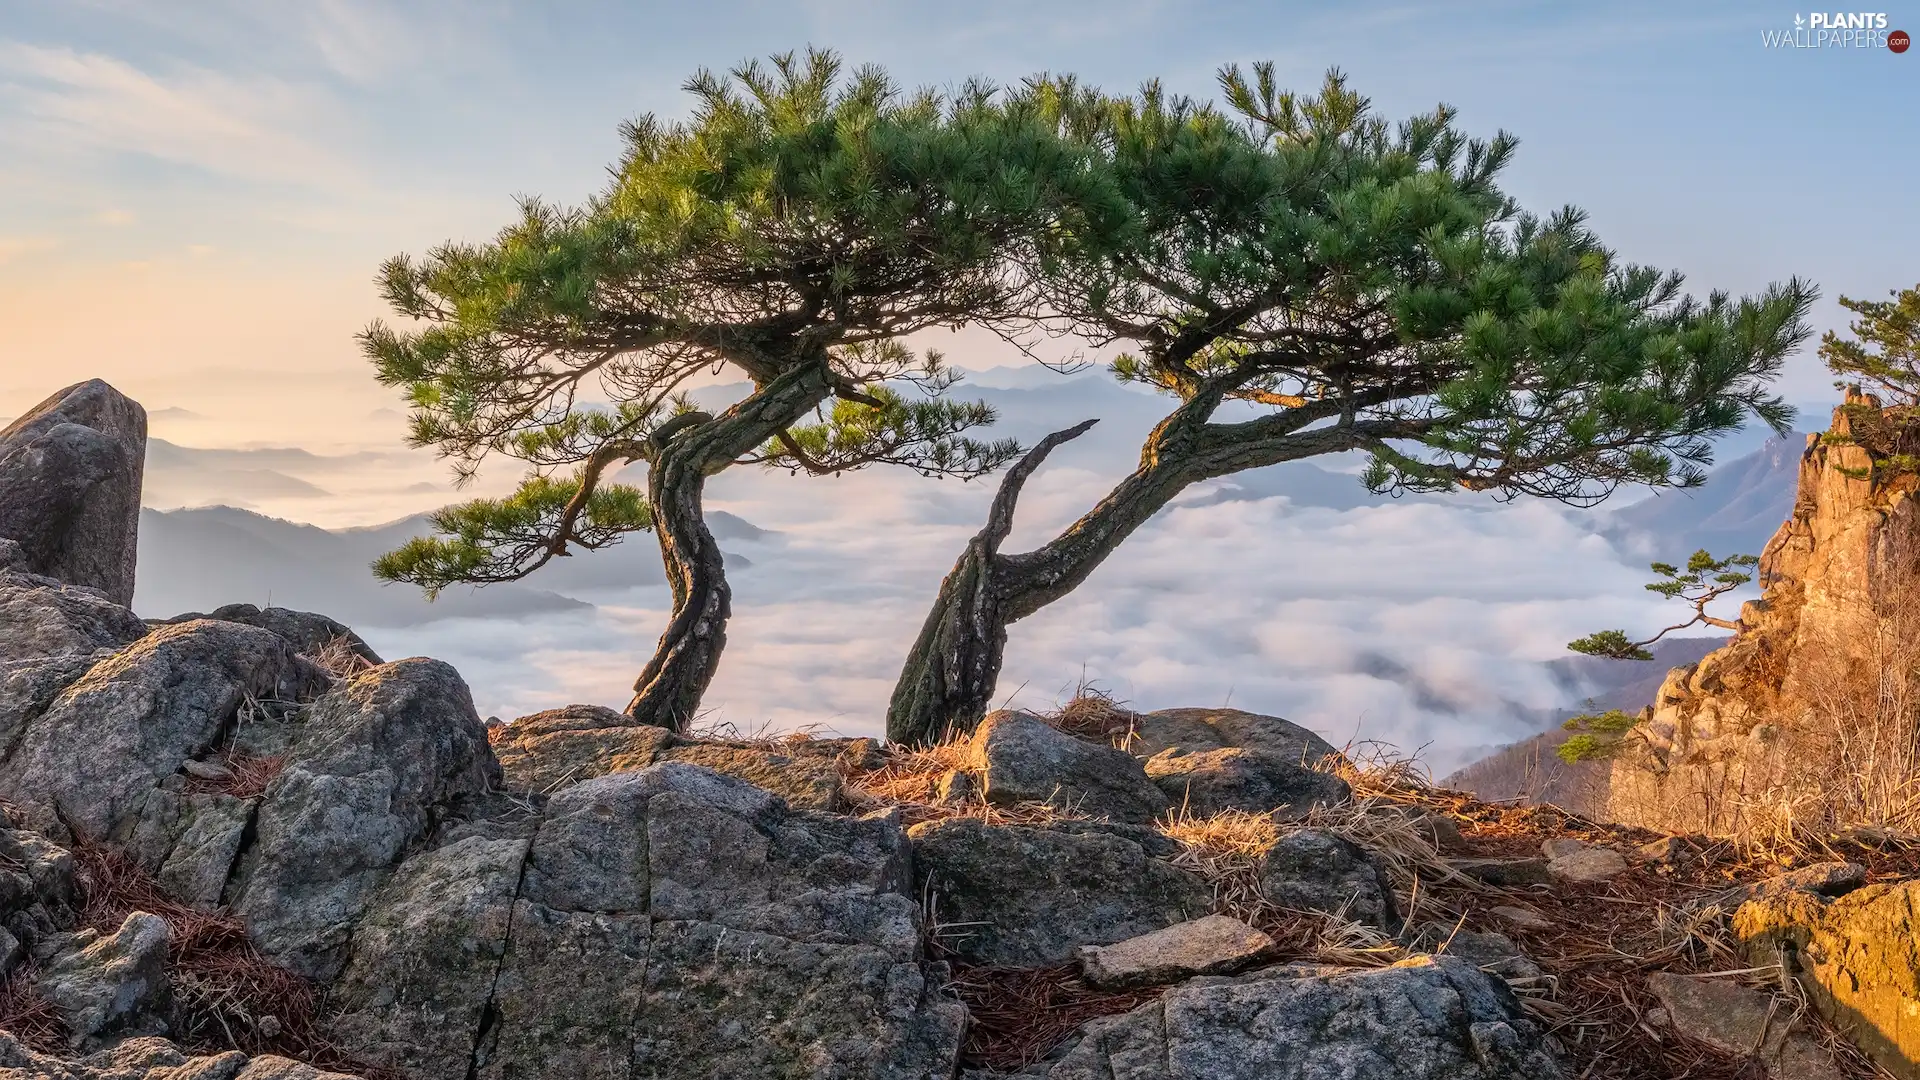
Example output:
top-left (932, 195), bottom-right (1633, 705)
top-left (1646, 972), bottom-right (1834, 1080)
top-left (633, 920), bottom-right (964, 1080)
top-left (477, 902), bottom-right (650, 1080)
top-left (909, 818), bottom-right (1210, 967)
top-left (329, 836), bottom-right (529, 1080)
top-left (1545, 846), bottom-right (1627, 885)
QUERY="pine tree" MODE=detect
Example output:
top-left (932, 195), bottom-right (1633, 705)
top-left (366, 51), bottom-right (1098, 730)
top-left (886, 67), bottom-right (1816, 745)
top-left (1820, 283), bottom-right (1920, 404)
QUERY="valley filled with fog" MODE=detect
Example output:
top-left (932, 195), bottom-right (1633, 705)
top-left (119, 364), bottom-right (1804, 776)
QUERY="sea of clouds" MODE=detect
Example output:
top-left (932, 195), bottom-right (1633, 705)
top-left (97, 357), bottom-right (1759, 778)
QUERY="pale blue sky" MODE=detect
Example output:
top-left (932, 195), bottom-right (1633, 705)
top-left (0, 0), bottom-right (1914, 414)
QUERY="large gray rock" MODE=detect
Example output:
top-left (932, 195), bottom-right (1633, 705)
top-left (231, 658), bottom-right (499, 980)
top-left (0, 571), bottom-right (148, 766)
top-left (491, 704), bottom-right (674, 793)
top-left (0, 379), bottom-right (146, 605)
top-left (162, 603), bottom-right (384, 666)
top-left (908, 818), bottom-right (1210, 967)
top-left (0, 571), bottom-right (147, 665)
top-left (965, 710), bottom-right (1168, 823)
top-left (330, 836), bottom-right (529, 1079)
top-left (0, 1032), bottom-right (364, 1078)
top-left (333, 764), bottom-right (965, 1080)
top-left (0, 620), bottom-right (320, 848)
top-left (41, 911), bottom-right (172, 1049)
top-left (1259, 829), bottom-right (1399, 931)
top-left (1127, 707), bottom-right (1342, 766)
top-left (1035, 956), bottom-right (1565, 1079)
top-left (1145, 747), bottom-right (1351, 819)
top-left (1646, 972), bottom-right (1834, 1080)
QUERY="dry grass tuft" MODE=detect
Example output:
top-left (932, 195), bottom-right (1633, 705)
top-left (0, 965), bottom-right (65, 1053)
top-left (684, 712), bottom-right (827, 748)
top-left (1040, 684), bottom-right (1139, 747)
top-left (182, 752), bottom-right (288, 800)
top-left (948, 964), bottom-right (1160, 1071)
top-left (1160, 808), bottom-right (1279, 922)
top-left (304, 636), bottom-right (376, 680)
top-left (843, 737), bottom-right (1091, 828)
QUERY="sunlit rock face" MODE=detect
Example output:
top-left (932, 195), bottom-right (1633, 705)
top-left (1609, 388), bottom-right (1920, 835)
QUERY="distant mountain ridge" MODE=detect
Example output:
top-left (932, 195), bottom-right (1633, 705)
top-left (134, 505), bottom-right (766, 629)
top-left (1600, 433), bottom-right (1805, 560)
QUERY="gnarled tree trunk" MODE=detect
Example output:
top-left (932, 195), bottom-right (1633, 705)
top-left (625, 361), bottom-right (836, 729)
top-left (887, 419), bottom-right (1107, 745)
top-left (887, 387), bottom-right (1391, 746)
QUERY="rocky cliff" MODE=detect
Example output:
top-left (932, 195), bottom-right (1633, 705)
top-left (1607, 387), bottom-right (1920, 836)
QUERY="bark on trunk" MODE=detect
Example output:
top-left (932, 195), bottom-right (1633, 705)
top-left (887, 385), bottom-right (1389, 745)
top-left (885, 420), bottom-right (1098, 746)
top-left (624, 361), bottom-right (836, 730)
top-left (623, 437), bottom-right (732, 730)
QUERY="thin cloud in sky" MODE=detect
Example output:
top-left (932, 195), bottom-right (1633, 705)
top-left (0, 42), bottom-right (356, 187)
top-left (0, 236), bottom-right (59, 264)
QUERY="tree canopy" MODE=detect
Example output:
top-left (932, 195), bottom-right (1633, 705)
top-left (887, 66), bottom-right (1816, 744)
top-left (364, 50), bottom-right (1102, 726)
top-left (1821, 283), bottom-right (1920, 405)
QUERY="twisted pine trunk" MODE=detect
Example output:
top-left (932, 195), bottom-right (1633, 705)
top-left (624, 362), bottom-right (835, 730)
top-left (884, 418), bottom-right (1126, 745)
top-left (887, 386), bottom-right (1384, 746)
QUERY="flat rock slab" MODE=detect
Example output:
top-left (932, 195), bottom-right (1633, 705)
top-left (1546, 846), bottom-right (1628, 884)
top-left (1037, 956), bottom-right (1566, 1079)
top-left (1488, 906), bottom-right (1554, 932)
top-left (1646, 972), bottom-right (1833, 1080)
top-left (1078, 915), bottom-right (1273, 989)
